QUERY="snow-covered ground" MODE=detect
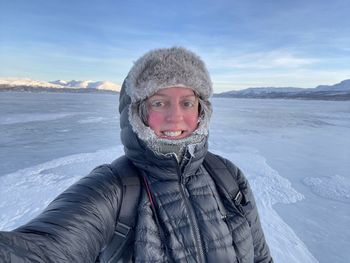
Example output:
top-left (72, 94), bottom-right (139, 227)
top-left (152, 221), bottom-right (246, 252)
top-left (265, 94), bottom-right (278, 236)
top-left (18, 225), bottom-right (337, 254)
top-left (1, 92), bottom-right (349, 262)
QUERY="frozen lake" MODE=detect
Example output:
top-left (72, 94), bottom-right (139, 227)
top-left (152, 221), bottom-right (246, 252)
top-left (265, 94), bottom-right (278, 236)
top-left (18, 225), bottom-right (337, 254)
top-left (1, 92), bottom-right (349, 262)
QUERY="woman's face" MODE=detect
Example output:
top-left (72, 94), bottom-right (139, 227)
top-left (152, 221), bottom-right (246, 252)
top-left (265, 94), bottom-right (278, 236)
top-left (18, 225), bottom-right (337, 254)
top-left (147, 87), bottom-right (199, 139)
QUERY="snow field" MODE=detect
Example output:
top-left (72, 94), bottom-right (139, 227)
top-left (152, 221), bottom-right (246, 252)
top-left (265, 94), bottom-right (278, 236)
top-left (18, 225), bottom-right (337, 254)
top-left (0, 145), bottom-right (319, 262)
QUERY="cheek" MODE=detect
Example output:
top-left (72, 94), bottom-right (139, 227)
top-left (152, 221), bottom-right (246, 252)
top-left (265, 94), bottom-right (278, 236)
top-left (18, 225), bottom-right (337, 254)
top-left (147, 111), bottom-right (164, 131)
top-left (185, 112), bottom-right (199, 131)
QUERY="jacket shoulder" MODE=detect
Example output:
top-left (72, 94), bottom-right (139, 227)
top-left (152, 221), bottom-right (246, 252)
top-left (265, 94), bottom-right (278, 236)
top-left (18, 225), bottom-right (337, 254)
top-left (206, 152), bottom-right (273, 262)
top-left (206, 151), bottom-right (245, 185)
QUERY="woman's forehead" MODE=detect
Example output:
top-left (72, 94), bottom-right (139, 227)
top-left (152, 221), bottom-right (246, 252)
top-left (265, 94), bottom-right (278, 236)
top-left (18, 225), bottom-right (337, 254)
top-left (150, 87), bottom-right (196, 98)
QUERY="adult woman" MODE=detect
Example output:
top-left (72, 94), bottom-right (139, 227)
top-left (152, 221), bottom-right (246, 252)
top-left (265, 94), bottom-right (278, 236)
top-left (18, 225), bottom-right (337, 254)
top-left (0, 47), bottom-right (273, 262)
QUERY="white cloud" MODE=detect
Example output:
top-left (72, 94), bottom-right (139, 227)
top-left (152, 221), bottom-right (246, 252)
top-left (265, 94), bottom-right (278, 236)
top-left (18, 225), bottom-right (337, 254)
top-left (271, 54), bottom-right (315, 67)
top-left (204, 50), bottom-right (317, 71)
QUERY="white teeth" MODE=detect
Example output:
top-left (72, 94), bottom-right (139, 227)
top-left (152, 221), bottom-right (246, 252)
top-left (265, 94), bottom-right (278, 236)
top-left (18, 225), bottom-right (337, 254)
top-left (163, 131), bottom-right (182, 137)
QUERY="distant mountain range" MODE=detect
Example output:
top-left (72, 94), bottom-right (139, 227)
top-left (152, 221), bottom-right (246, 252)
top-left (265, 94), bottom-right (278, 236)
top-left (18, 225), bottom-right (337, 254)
top-left (215, 79), bottom-right (350, 100)
top-left (1, 77), bottom-right (349, 100)
top-left (0, 78), bottom-right (120, 93)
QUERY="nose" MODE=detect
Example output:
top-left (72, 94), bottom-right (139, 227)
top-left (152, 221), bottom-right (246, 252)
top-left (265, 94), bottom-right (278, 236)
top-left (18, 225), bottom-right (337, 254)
top-left (165, 103), bottom-right (184, 123)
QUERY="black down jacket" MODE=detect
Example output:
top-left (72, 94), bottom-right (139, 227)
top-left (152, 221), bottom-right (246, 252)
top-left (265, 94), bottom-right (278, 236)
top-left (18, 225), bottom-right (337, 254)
top-left (0, 151), bottom-right (272, 263)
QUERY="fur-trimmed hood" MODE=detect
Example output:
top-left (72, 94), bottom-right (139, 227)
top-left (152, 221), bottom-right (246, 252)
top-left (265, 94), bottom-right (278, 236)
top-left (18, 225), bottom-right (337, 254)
top-left (119, 47), bottom-right (213, 163)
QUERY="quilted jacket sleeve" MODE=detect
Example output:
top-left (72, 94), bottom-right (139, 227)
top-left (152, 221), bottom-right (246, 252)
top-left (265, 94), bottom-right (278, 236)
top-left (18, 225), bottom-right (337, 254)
top-left (0, 164), bottom-right (123, 263)
top-left (222, 158), bottom-right (273, 263)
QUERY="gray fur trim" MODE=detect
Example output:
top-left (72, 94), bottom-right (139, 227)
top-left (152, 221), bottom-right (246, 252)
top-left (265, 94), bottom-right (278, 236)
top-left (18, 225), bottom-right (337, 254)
top-left (128, 101), bottom-right (211, 160)
top-left (124, 47), bottom-right (213, 161)
top-left (125, 47), bottom-right (213, 102)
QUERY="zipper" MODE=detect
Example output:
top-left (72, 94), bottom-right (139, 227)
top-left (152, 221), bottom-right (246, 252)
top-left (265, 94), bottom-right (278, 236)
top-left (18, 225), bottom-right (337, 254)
top-left (176, 161), bottom-right (206, 263)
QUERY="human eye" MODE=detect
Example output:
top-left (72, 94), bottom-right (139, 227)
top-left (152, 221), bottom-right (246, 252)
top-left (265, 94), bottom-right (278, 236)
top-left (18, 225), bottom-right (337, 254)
top-left (183, 101), bottom-right (194, 107)
top-left (150, 100), bottom-right (165, 108)
top-left (182, 98), bottom-right (197, 108)
top-left (151, 100), bottom-right (164, 107)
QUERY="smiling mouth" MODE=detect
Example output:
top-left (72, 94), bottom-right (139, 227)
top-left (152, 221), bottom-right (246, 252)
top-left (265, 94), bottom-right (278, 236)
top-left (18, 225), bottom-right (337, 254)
top-left (162, 131), bottom-right (183, 137)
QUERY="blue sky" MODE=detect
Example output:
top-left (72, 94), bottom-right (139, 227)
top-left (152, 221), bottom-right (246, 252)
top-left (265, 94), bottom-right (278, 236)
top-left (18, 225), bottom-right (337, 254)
top-left (1, 0), bottom-right (349, 92)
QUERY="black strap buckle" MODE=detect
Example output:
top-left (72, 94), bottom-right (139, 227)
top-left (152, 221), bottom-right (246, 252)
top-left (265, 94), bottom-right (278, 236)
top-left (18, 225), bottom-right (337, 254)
top-left (114, 221), bottom-right (131, 238)
top-left (233, 190), bottom-right (243, 206)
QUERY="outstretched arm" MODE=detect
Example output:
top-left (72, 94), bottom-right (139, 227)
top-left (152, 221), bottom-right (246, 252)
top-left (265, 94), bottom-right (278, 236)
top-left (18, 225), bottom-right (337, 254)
top-left (0, 164), bottom-right (122, 263)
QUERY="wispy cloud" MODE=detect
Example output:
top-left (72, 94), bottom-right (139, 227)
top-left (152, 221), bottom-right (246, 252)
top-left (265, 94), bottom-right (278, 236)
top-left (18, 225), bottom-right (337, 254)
top-left (270, 54), bottom-right (316, 68)
top-left (204, 49), bottom-right (317, 71)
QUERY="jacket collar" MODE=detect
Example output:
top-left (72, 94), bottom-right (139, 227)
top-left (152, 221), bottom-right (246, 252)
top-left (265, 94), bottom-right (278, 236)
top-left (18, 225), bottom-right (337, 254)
top-left (122, 124), bottom-right (208, 181)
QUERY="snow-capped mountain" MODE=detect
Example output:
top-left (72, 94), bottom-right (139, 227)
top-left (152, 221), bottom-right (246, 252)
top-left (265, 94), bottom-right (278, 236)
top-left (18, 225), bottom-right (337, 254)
top-left (216, 79), bottom-right (350, 100)
top-left (49, 80), bottom-right (121, 91)
top-left (223, 87), bottom-right (304, 96)
top-left (49, 80), bottom-right (68, 86)
top-left (0, 78), bottom-right (121, 92)
top-left (0, 78), bottom-right (62, 88)
top-left (314, 79), bottom-right (350, 92)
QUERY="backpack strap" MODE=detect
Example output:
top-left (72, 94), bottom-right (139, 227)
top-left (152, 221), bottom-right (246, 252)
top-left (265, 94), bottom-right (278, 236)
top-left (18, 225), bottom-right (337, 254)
top-left (98, 156), bottom-right (141, 263)
top-left (203, 152), bottom-right (245, 208)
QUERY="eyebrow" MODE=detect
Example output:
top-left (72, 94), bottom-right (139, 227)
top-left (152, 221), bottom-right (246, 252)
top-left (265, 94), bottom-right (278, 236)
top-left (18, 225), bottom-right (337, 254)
top-left (149, 94), bottom-right (197, 99)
